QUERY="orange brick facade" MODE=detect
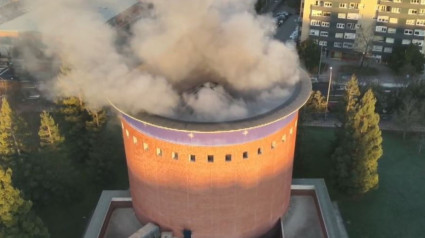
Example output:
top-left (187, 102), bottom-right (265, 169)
top-left (121, 114), bottom-right (298, 238)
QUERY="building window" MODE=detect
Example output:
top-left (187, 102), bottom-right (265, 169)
top-left (323, 12), bottom-right (331, 16)
top-left (319, 40), bottom-right (328, 46)
top-left (376, 26), bottom-right (388, 33)
top-left (334, 42), bottom-right (342, 48)
top-left (386, 37), bottom-right (395, 44)
top-left (243, 151), bottom-right (248, 159)
top-left (336, 23), bottom-right (345, 29)
top-left (126, 129), bottom-right (129, 137)
top-left (415, 29), bottom-right (425, 36)
top-left (282, 134), bottom-right (286, 142)
top-left (339, 3), bottom-right (347, 8)
top-left (384, 47), bottom-right (393, 53)
top-left (321, 21), bottom-right (330, 27)
top-left (347, 23), bottom-right (356, 30)
top-left (379, 5), bottom-right (390, 12)
top-left (311, 20), bottom-right (321, 26)
top-left (377, 16), bottom-right (389, 23)
top-left (392, 7), bottom-right (400, 13)
top-left (420, 9), bottom-right (425, 15)
top-left (189, 154), bottom-right (196, 162)
top-left (208, 155), bottom-right (214, 163)
top-left (344, 33), bottom-right (356, 39)
top-left (404, 29), bottom-right (414, 35)
top-left (389, 18), bottom-right (398, 24)
top-left (225, 154), bottom-right (232, 162)
top-left (416, 19), bottom-right (425, 25)
top-left (406, 19), bottom-right (415, 25)
top-left (290, 128), bottom-right (293, 135)
top-left (257, 148), bottom-right (262, 155)
top-left (402, 39), bottom-right (412, 45)
top-left (372, 45), bottom-right (383, 52)
top-left (413, 39), bottom-right (424, 46)
top-left (411, 0), bottom-right (420, 3)
top-left (335, 33), bottom-right (343, 38)
top-left (311, 10), bottom-right (323, 17)
top-left (338, 13), bottom-right (346, 19)
top-left (388, 28), bottom-right (397, 34)
top-left (133, 136), bottom-right (138, 144)
top-left (143, 142), bottom-right (149, 151)
top-left (156, 148), bottom-right (162, 156)
top-left (394, 0), bottom-right (402, 2)
top-left (422, 0), bottom-right (425, 4)
top-left (347, 13), bottom-right (359, 20)
top-left (409, 9), bottom-right (419, 14)
top-left (172, 152), bottom-right (178, 160)
top-left (271, 141), bottom-right (277, 149)
top-left (349, 3), bottom-right (358, 9)
top-left (343, 42), bottom-right (354, 49)
top-left (374, 35), bottom-right (385, 42)
top-left (320, 31), bottom-right (329, 37)
top-left (324, 2), bottom-right (332, 7)
top-left (309, 29), bottom-right (320, 36)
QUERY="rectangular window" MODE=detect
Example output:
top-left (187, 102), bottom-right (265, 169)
top-left (406, 19), bottom-right (415, 25)
top-left (339, 3), bottom-right (347, 8)
top-left (346, 23), bottom-right (356, 30)
top-left (243, 151), bottom-right (248, 159)
top-left (392, 7), bottom-right (400, 13)
top-left (324, 2), bottom-right (332, 7)
top-left (281, 134), bottom-right (286, 142)
top-left (372, 45), bottom-right (383, 52)
top-left (413, 39), bottom-right (424, 46)
top-left (386, 37), bottom-right (395, 44)
top-left (311, 20), bottom-right (321, 26)
top-left (323, 12), bottom-right (331, 16)
top-left (319, 40), bottom-right (328, 46)
top-left (412, 0), bottom-right (420, 3)
top-left (335, 33), bottom-right (343, 38)
top-left (156, 148), bottom-right (162, 156)
top-left (404, 29), bottom-right (414, 35)
top-left (388, 28), bottom-right (396, 34)
top-left (347, 13), bottom-right (359, 20)
top-left (271, 141), bottom-right (277, 149)
top-left (225, 154), bottom-right (232, 162)
top-left (320, 31), bottom-right (328, 37)
top-left (389, 18), bottom-right (398, 24)
top-left (376, 26), bottom-right (388, 33)
top-left (377, 16), bottom-right (389, 23)
top-left (402, 39), bottom-right (412, 45)
top-left (336, 23), bottom-right (345, 29)
top-left (374, 35), bottom-right (385, 42)
top-left (338, 13), bottom-right (346, 19)
top-left (311, 10), bottom-right (323, 16)
top-left (394, 0), bottom-right (402, 2)
top-left (257, 148), bottom-right (262, 155)
top-left (379, 5), bottom-right (390, 12)
top-left (309, 29), bottom-right (320, 36)
top-left (349, 3), bottom-right (358, 9)
top-left (208, 155), bottom-right (214, 163)
top-left (415, 29), bottom-right (425, 36)
top-left (343, 42), bottom-right (354, 49)
top-left (334, 42), bottom-right (342, 48)
top-left (344, 33), bottom-right (356, 39)
top-left (143, 142), bottom-right (149, 151)
top-left (321, 21), bottom-right (330, 27)
top-left (420, 9), bottom-right (425, 14)
top-left (384, 47), bottom-right (393, 53)
top-left (172, 152), bottom-right (178, 160)
top-left (190, 154), bottom-right (196, 162)
top-left (422, 0), bottom-right (425, 4)
top-left (416, 19), bottom-right (425, 25)
top-left (409, 9), bottom-right (418, 14)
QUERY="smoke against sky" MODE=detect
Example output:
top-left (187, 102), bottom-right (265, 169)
top-left (25, 0), bottom-right (300, 121)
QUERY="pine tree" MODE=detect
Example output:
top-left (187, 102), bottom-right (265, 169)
top-left (86, 108), bottom-right (107, 133)
top-left (0, 167), bottom-right (49, 237)
top-left (343, 74), bottom-right (361, 115)
top-left (38, 111), bottom-right (64, 148)
top-left (331, 89), bottom-right (383, 194)
top-left (300, 90), bottom-right (327, 122)
top-left (0, 98), bottom-right (17, 166)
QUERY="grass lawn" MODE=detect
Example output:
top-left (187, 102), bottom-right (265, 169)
top-left (294, 127), bottom-right (425, 238)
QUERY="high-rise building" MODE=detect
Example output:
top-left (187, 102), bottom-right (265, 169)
top-left (300, 0), bottom-right (425, 60)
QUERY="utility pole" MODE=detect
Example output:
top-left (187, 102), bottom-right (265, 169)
top-left (325, 66), bottom-right (333, 120)
top-left (317, 45), bottom-right (323, 80)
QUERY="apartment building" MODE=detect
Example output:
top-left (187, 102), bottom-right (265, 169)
top-left (300, 0), bottom-right (425, 60)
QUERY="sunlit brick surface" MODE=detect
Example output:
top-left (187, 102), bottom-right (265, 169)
top-left (120, 113), bottom-right (299, 238)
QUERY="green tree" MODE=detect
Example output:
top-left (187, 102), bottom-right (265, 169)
top-left (297, 39), bottom-right (321, 73)
top-left (393, 96), bottom-right (421, 140)
top-left (331, 89), bottom-right (383, 194)
top-left (0, 167), bottom-right (49, 237)
top-left (38, 111), bottom-right (64, 148)
top-left (300, 90), bottom-right (327, 122)
top-left (388, 44), bottom-right (425, 75)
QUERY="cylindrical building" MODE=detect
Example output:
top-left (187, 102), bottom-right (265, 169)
top-left (114, 72), bottom-right (311, 238)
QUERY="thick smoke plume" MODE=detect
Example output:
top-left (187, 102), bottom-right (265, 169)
top-left (24, 0), bottom-right (300, 121)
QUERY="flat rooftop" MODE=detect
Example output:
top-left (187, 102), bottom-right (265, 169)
top-left (84, 179), bottom-right (347, 238)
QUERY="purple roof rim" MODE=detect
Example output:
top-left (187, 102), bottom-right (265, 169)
top-left (109, 70), bottom-right (311, 132)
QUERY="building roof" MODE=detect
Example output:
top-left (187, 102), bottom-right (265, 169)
top-left (0, 0), bottom-right (138, 32)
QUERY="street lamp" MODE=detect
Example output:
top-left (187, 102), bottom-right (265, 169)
top-left (325, 66), bottom-right (333, 120)
top-left (317, 45), bottom-right (324, 79)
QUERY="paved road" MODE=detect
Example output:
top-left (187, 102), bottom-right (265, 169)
top-left (275, 14), bottom-right (298, 42)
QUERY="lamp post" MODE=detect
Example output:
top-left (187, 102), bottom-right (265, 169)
top-left (325, 66), bottom-right (333, 120)
top-left (318, 45), bottom-right (323, 79)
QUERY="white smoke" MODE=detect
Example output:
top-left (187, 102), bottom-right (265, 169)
top-left (22, 0), bottom-right (300, 121)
